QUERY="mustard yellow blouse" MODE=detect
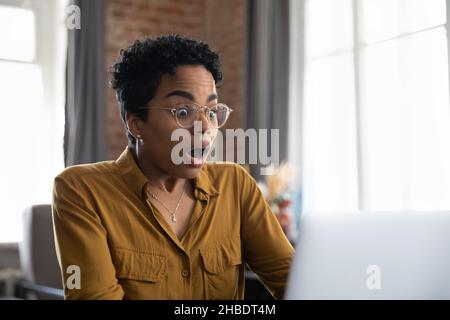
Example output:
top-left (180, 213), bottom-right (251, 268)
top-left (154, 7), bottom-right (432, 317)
top-left (52, 147), bottom-right (294, 300)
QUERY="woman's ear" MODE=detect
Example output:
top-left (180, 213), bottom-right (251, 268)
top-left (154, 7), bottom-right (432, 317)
top-left (125, 112), bottom-right (143, 139)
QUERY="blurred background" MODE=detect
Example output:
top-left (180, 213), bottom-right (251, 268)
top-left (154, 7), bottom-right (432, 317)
top-left (0, 0), bottom-right (449, 299)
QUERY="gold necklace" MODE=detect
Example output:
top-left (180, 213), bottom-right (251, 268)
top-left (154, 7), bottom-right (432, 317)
top-left (148, 181), bottom-right (186, 223)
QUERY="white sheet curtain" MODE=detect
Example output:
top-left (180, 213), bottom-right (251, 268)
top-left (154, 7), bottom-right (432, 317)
top-left (0, 0), bottom-right (66, 242)
top-left (290, 0), bottom-right (450, 213)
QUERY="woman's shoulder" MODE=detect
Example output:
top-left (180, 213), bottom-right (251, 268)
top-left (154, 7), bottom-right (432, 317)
top-left (54, 159), bottom-right (117, 183)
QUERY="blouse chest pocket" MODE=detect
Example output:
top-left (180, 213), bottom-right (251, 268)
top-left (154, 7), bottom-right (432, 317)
top-left (111, 247), bottom-right (167, 299)
top-left (199, 236), bottom-right (243, 299)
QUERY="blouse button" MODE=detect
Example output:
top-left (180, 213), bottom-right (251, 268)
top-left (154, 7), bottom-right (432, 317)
top-left (181, 269), bottom-right (190, 278)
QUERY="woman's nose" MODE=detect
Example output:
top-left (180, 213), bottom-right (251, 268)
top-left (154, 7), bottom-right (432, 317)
top-left (189, 109), bottom-right (210, 135)
top-left (198, 109), bottom-right (211, 133)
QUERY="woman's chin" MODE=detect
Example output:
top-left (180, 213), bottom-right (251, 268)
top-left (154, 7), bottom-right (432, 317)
top-left (171, 163), bottom-right (205, 179)
top-left (174, 154), bottom-right (208, 177)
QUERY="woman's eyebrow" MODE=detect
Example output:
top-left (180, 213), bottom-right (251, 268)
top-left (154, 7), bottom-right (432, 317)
top-left (165, 90), bottom-right (218, 102)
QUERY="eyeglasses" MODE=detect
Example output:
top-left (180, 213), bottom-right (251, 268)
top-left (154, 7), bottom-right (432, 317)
top-left (139, 103), bottom-right (233, 129)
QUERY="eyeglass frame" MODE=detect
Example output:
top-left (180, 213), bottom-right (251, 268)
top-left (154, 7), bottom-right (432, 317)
top-left (137, 102), bottom-right (233, 129)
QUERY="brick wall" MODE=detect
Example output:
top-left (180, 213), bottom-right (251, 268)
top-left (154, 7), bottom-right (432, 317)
top-left (105, 0), bottom-right (247, 159)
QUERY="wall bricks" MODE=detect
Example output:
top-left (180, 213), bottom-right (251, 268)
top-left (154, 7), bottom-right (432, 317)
top-left (105, 0), bottom-right (247, 159)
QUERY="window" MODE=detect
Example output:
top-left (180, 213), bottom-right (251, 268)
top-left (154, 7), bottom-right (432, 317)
top-left (290, 0), bottom-right (450, 213)
top-left (0, 0), bottom-right (67, 242)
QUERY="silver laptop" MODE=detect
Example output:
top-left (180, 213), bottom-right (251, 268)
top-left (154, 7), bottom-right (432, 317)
top-left (285, 211), bottom-right (450, 299)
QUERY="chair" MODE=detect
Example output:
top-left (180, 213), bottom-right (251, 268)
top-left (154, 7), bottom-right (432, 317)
top-left (18, 204), bottom-right (64, 299)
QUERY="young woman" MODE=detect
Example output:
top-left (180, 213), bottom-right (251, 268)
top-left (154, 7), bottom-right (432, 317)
top-left (52, 35), bottom-right (294, 300)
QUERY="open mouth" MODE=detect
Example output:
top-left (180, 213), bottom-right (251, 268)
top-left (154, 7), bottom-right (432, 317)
top-left (188, 145), bottom-right (209, 159)
top-left (184, 143), bottom-right (211, 167)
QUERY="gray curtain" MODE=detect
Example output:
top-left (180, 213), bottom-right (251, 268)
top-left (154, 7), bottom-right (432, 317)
top-left (246, 0), bottom-right (290, 179)
top-left (64, 0), bottom-right (107, 166)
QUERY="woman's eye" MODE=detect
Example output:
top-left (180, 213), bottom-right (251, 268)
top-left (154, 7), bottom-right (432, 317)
top-left (176, 107), bottom-right (190, 118)
top-left (208, 110), bottom-right (217, 119)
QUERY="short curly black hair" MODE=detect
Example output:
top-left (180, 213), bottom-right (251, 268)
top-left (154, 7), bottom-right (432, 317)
top-left (109, 34), bottom-right (223, 147)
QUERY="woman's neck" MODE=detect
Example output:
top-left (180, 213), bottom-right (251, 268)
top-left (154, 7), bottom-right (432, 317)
top-left (131, 145), bottom-right (186, 194)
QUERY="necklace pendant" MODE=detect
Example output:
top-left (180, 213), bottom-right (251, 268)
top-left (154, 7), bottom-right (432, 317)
top-left (171, 215), bottom-right (177, 223)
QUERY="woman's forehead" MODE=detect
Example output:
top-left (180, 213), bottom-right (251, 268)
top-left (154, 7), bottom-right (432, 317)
top-left (149, 66), bottom-right (217, 106)
top-left (161, 65), bottom-right (215, 86)
top-left (159, 83), bottom-right (217, 101)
